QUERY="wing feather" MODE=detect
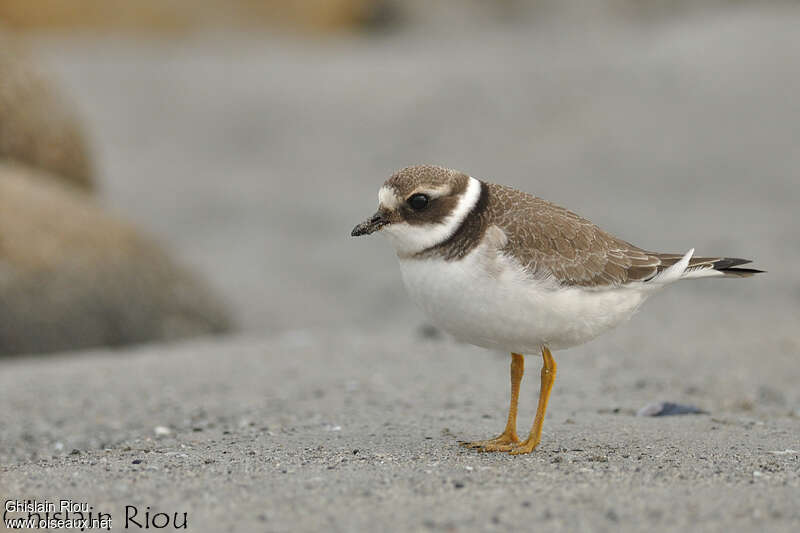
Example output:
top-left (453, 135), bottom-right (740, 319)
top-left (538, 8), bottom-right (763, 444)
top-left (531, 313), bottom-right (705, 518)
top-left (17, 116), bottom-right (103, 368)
top-left (486, 183), bottom-right (674, 286)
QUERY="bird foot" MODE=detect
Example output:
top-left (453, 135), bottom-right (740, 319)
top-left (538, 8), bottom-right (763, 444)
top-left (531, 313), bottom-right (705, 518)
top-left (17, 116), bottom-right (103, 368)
top-left (460, 432), bottom-right (520, 452)
top-left (507, 438), bottom-right (539, 455)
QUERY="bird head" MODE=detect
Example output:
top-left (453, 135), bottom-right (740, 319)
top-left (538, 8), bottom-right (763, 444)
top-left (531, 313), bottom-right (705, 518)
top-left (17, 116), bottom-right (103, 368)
top-left (351, 165), bottom-right (482, 256)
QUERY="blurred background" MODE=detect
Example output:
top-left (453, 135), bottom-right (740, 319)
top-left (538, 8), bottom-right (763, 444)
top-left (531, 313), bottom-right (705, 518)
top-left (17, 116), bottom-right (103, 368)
top-left (0, 0), bottom-right (798, 356)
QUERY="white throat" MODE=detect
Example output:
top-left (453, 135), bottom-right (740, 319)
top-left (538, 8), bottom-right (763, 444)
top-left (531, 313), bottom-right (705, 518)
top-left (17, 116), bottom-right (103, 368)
top-left (380, 176), bottom-right (482, 256)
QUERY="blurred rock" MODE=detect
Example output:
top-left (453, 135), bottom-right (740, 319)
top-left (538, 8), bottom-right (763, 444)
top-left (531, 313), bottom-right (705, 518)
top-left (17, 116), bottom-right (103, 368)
top-left (0, 162), bottom-right (233, 356)
top-left (0, 0), bottom-right (385, 33)
top-left (636, 402), bottom-right (708, 417)
top-left (0, 31), bottom-right (94, 190)
top-left (417, 323), bottom-right (443, 341)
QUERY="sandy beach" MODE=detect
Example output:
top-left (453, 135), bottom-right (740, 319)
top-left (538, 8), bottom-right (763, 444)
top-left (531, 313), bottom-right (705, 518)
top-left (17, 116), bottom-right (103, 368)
top-left (2, 6), bottom-right (799, 531)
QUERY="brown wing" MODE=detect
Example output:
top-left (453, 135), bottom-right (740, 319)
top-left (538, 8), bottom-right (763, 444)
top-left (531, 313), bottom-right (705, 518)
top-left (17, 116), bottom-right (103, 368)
top-left (485, 183), bottom-right (710, 287)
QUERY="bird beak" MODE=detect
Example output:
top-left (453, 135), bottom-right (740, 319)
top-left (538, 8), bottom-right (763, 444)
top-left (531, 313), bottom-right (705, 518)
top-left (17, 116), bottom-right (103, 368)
top-left (351, 211), bottom-right (389, 236)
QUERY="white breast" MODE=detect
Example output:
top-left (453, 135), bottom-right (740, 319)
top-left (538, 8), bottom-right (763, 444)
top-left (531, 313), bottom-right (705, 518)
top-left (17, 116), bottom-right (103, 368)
top-left (397, 239), bottom-right (652, 353)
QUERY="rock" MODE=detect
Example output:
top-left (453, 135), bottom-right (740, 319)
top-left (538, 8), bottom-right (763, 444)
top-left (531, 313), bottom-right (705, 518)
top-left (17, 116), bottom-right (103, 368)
top-left (0, 162), bottom-right (233, 356)
top-left (636, 402), bottom-right (708, 417)
top-left (0, 30), bottom-right (94, 190)
top-left (0, 1), bottom-right (389, 33)
top-left (417, 323), bottom-right (442, 340)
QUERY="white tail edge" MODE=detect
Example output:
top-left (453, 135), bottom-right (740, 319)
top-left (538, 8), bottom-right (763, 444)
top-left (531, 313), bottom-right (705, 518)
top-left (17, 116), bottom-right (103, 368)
top-left (651, 248), bottom-right (694, 284)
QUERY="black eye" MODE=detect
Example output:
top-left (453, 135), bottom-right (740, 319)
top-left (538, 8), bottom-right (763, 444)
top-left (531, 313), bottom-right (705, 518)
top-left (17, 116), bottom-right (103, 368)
top-left (407, 194), bottom-right (429, 211)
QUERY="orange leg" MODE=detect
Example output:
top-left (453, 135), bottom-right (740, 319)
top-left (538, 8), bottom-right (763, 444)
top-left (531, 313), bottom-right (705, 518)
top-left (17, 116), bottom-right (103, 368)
top-left (509, 346), bottom-right (556, 455)
top-left (461, 353), bottom-right (524, 452)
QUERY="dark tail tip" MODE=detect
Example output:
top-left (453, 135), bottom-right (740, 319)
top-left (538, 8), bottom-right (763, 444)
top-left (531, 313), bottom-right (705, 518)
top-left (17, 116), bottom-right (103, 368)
top-left (711, 258), bottom-right (765, 277)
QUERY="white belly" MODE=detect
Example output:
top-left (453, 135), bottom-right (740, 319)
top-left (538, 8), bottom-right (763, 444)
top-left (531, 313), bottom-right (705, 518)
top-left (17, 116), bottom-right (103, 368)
top-left (398, 246), bottom-right (651, 353)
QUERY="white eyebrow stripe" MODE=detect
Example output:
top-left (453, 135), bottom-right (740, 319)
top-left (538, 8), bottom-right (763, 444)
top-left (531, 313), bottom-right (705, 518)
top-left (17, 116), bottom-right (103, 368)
top-left (380, 184), bottom-right (455, 211)
top-left (408, 185), bottom-right (450, 199)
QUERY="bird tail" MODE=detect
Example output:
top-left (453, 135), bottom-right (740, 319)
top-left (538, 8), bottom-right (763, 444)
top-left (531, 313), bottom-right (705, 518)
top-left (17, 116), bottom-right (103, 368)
top-left (655, 250), bottom-right (764, 280)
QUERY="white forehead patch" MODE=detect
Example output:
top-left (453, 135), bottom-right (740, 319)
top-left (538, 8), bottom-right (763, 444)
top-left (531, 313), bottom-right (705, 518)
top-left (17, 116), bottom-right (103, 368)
top-left (380, 176), bottom-right (482, 256)
top-left (378, 186), bottom-right (400, 210)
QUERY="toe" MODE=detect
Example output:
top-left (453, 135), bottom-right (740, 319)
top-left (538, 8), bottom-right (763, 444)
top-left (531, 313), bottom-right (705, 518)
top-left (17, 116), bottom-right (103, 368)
top-left (508, 442), bottom-right (537, 455)
top-left (477, 443), bottom-right (514, 452)
top-left (462, 440), bottom-right (493, 449)
top-left (460, 434), bottom-right (520, 451)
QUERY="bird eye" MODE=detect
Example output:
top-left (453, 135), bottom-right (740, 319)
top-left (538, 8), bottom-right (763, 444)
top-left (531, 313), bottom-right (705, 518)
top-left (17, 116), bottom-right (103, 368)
top-left (407, 194), bottom-right (429, 211)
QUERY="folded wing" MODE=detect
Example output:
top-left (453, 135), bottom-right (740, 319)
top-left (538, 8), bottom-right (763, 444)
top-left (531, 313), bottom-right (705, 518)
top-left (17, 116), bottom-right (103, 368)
top-left (485, 183), bottom-right (763, 287)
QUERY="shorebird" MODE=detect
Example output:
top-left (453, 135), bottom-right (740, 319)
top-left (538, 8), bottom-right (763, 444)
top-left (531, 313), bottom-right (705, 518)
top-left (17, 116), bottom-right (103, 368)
top-left (351, 165), bottom-right (762, 454)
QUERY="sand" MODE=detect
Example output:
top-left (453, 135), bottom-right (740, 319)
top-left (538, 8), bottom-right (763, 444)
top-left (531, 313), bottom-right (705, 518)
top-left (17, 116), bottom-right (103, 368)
top-left (2, 6), bottom-right (799, 532)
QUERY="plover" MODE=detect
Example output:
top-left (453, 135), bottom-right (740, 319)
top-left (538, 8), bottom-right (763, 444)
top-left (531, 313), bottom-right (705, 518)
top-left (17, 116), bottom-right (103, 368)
top-left (351, 165), bottom-right (762, 455)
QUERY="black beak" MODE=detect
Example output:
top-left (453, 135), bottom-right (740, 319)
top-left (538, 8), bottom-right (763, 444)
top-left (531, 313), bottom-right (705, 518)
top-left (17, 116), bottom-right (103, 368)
top-left (351, 211), bottom-right (389, 236)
